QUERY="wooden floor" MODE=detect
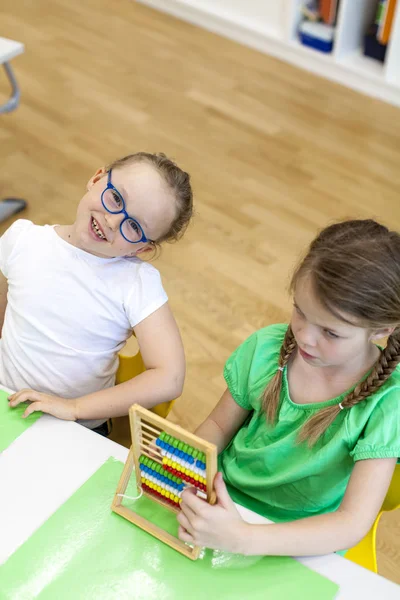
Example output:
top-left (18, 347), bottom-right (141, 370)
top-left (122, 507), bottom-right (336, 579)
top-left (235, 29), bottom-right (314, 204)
top-left (1, 0), bottom-right (399, 584)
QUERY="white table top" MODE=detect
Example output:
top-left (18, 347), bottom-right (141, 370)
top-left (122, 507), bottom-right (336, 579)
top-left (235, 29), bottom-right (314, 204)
top-left (0, 412), bottom-right (399, 599)
top-left (0, 37), bottom-right (24, 64)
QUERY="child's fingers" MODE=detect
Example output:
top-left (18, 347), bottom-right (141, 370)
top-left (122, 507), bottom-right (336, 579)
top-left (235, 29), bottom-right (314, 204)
top-left (8, 389), bottom-right (39, 406)
top-left (176, 510), bottom-right (194, 535)
top-left (181, 488), bottom-right (207, 513)
top-left (214, 472), bottom-right (234, 509)
top-left (178, 524), bottom-right (194, 544)
top-left (22, 402), bottom-right (42, 418)
top-left (180, 496), bottom-right (198, 522)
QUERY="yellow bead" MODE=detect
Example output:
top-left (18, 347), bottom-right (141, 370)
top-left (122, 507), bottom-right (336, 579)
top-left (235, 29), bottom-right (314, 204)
top-left (194, 474), bottom-right (199, 481)
top-left (156, 485), bottom-right (162, 493)
top-left (165, 491), bottom-right (170, 499)
top-left (174, 495), bottom-right (179, 503)
top-left (162, 457), bottom-right (167, 464)
top-left (161, 489), bottom-right (166, 496)
top-left (172, 462), bottom-right (177, 470)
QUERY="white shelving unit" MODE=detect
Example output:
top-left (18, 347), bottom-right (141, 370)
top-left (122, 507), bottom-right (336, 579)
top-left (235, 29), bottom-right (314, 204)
top-left (137, 0), bottom-right (400, 107)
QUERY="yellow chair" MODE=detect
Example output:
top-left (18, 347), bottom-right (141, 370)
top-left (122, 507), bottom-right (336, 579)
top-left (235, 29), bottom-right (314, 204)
top-left (345, 463), bottom-right (400, 573)
top-left (116, 348), bottom-right (175, 419)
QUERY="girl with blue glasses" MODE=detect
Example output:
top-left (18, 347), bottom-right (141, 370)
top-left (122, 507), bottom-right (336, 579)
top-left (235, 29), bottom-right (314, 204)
top-left (3, 152), bottom-right (193, 432)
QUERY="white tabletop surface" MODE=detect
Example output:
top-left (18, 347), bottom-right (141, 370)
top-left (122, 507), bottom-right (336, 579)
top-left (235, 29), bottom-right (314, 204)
top-left (0, 37), bottom-right (24, 64)
top-left (0, 412), bottom-right (399, 599)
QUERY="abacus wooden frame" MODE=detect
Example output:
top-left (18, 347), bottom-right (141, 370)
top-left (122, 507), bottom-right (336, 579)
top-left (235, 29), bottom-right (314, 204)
top-left (111, 404), bottom-right (217, 560)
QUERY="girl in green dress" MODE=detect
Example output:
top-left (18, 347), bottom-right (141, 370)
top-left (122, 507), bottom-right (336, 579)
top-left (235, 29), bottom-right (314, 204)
top-left (178, 219), bottom-right (400, 556)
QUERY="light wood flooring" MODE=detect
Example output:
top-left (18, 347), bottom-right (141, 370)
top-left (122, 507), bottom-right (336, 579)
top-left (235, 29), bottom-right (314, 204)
top-left (0, 0), bottom-right (399, 584)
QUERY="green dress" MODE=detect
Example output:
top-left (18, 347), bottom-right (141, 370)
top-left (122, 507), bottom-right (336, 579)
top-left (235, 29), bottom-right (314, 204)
top-left (219, 324), bottom-right (400, 522)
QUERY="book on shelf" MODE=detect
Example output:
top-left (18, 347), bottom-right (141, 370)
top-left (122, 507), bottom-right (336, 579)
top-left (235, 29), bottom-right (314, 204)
top-left (377, 0), bottom-right (398, 44)
top-left (319, 0), bottom-right (339, 26)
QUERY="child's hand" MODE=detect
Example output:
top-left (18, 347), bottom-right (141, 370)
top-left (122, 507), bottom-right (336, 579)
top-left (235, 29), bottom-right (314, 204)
top-left (8, 389), bottom-right (77, 421)
top-left (177, 472), bottom-right (248, 553)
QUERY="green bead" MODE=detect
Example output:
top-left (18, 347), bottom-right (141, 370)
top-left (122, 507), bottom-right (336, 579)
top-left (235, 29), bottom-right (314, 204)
top-left (164, 434), bottom-right (171, 444)
top-left (193, 450), bottom-right (199, 459)
top-left (172, 438), bottom-right (179, 448)
top-left (187, 446), bottom-right (194, 456)
top-left (159, 432), bottom-right (165, 441)
top-left (178, 441), bottom-right (184, 451)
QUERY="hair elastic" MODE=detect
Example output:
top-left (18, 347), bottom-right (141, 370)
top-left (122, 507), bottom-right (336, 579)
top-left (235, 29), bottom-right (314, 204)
top-left (338, 402), bottom-right (344, 410)
top-left (117, 489), bottom-right (143, 501)
top-left (278, 366), bottom-right (284, 372)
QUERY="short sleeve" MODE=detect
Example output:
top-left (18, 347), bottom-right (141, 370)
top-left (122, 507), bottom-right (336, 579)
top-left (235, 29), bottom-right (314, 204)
top-left (124, 262), bottom-right (168, 328)
top-left (351, 391), bottom-right (400, 461)
top-left (224, 324), bottom-right (288, 411)
top-left (0, 219), bottom-right (33, 277)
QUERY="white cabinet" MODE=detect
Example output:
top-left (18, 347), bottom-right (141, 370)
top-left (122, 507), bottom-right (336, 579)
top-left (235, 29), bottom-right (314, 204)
top-left (178, 1), bottom-right (286, 37)
top-left (138, 0), bottom-right (400, 107)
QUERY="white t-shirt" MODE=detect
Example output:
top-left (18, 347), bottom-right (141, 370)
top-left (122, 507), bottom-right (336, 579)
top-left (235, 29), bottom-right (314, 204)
top-left (0, 220), bottom-right (168, 428)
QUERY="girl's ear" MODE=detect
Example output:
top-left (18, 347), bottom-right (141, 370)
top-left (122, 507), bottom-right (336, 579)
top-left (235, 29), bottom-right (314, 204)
top-left (126, 244), bottom-right (154, 257)
top-left (87, 167), bottom-right (106, 191)
top-left (369, 327), bottom-right (395, 341)
top-left (135, 245), bottom-right (154, 255)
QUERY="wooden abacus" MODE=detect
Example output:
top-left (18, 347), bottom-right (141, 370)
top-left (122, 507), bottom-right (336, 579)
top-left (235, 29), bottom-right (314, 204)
top-left (111, 404), bottom-right (218, 560)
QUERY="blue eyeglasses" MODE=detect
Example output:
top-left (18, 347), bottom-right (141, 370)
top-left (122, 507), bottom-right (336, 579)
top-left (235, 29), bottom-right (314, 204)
top-left (101, 170), bottom-right (150, 244)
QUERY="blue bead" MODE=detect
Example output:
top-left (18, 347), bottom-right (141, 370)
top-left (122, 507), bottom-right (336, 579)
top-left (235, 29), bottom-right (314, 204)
top-left (156, 438), bottom-right (161, 447)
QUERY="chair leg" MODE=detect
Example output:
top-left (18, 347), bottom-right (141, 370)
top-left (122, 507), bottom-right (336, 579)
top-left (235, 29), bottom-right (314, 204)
top-left (0, 62), bottom-right (21, 114)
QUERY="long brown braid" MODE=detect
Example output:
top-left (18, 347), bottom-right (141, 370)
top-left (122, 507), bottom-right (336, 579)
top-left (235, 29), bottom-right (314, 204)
top-left (262, 325), bottom-right (297, 423)
top-left (261, 219), bottom-right (400, 446)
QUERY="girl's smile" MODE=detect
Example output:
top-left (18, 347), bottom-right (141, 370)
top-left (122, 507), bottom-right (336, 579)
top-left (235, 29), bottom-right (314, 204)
top-left (89, 216), bottom-right (107, 242)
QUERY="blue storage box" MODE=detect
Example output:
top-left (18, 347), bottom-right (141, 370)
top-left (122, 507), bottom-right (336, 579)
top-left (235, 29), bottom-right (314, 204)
top-left (299, 21), bottom-right (334, 53)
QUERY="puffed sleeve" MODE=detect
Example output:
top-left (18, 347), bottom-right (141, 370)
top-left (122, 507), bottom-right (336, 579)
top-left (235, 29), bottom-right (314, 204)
top-left (351, 390), bottom-right (400, 461)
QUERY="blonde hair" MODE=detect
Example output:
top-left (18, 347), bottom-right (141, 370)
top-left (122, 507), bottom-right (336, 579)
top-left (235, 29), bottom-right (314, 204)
top-left (262, 220), bottom-right (400, 446)
top-left (106, 152), bottom-right (193, 245)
